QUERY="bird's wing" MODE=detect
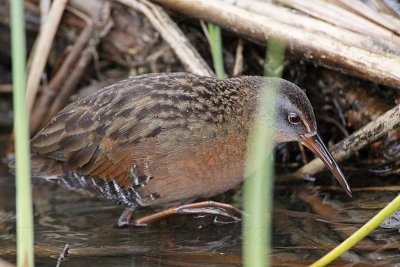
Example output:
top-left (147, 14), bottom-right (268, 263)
top-left (30, 73), bottom-right (214, 189)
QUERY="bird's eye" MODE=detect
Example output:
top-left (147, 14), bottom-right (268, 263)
top-left (288, 113), bottom-right (301, 124)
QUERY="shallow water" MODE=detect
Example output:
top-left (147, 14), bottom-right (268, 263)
top-left (1, 161), bottom-right (400, 266)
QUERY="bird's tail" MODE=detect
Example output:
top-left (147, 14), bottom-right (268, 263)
top-left (6, 154), bottom-right (63, 182)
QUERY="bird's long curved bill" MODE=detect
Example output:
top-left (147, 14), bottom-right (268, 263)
top-left (300, 132), bottom-right (352, 197)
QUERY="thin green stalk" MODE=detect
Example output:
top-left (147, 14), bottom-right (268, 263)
top-left (243, 39), bottom-right (285, 267)
top-left (11, 1), bottom-right (34, 266)
top-left (242, 108), bottom-right (275, 267)
top-left (310, 194), bottom-right (400, 267)
top-left (208, 23), bottom-right (226, 79)
top-left (264, 38), bottom-right (285, 77)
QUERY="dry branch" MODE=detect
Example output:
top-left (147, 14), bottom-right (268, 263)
top-left (295, 105), bottom-right (400, 178)
top-left (223, 0), bottom-right (400, 55)
top-left (29, 1), bottom-right (112, 134)
top-left (0, 258), bottom-right (14, 267)
top-left (277, 0), bottom-right (399, 40)
top-left (45, 45), bottom-right (97, 121)
top-left (232, 39), bottom-right (244, 76)
top-left (30, 24), bottom-right (94, 133)
top-left (343, 86), bottom-right (400, 159)
top-left (0, 84), bottom-right (12, 93)
top-left (151, 0), bottom-right (400, 88)
top-left (335, 0), bottom-right (400, 35)
top-left (26, 0), bottom-right (68, 114)
top-left (116, 0), bottom-right (214, 77)
top-left (369, 0), bottom-right (400, 17)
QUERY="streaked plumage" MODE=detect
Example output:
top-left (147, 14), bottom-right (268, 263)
top-left (24, 72), bottom-right (351, 225)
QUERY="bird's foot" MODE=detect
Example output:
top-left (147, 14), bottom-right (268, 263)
top-left (129, 200), bottom-right (243, 226)
top-left (115, 208), bottom-right (134, 228)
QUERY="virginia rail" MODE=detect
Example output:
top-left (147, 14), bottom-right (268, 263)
top-left (27, 72), bottom-right (351, 226)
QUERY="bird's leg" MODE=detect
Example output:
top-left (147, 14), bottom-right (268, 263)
top-left (116, 207), bottom-right (135, 227)
top-left (130, 200), bottom-right (243, 226)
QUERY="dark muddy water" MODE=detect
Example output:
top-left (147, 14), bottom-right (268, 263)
top-left (1, 160), bottom-right (400, 266)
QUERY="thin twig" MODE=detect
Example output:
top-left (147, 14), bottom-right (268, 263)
top-left (26, 0), bottom-right (68, 114)
top-left (30, 23), bottom-right (94, 134)
top-left (45, 46), bottom-right (95, 120)
top-left (232, 39), bottom-right (244, 76)
top-left (30, 2), bottom-right (112, 133)
top-left (45, 38), bottom-right (107, 122)
top-left (199, 20), bottom-right (211, 44)
top-left (294, 105), bottom-right (400, 178)
top-left (55, 244), bottom-right (69, 267)
top-left (0, 258), bottom-right (14, 267)
top-left (116, 0), bottom-right (214, 77)
top-left (0, 84), bottom-right (12, 93)
top-left (40, 0), bottom-right (51, 23)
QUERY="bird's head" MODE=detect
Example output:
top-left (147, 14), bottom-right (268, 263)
top-left (253, 77), bottom-right (352, 197)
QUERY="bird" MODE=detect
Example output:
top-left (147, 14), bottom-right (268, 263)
top-left (23, 72), bottom-right (352, 226)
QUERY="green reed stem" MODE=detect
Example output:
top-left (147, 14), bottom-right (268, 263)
top-left (208, 23), bottom-right (226, 79)
top-left (11, 0), bottom-right (34, 266)
top-left (310, 194), bottom-right (400, 267)
top-left (243, 111), bottom-right (275, 267)
top-left (243, 39), bottom-right (285, 267)
top-left (264, 38), bottom-right (285, 78)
